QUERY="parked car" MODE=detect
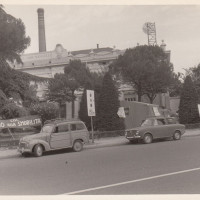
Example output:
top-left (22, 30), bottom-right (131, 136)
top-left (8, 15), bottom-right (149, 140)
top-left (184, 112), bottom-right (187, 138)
top-left (18, 119), bottom-right (89, 157)
top-left (125, 117), bottom-right (185, 144)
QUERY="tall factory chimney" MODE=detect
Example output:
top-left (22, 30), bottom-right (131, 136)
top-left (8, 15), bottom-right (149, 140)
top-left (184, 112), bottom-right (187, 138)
top-left (37, 8), bottom-right (46, 52)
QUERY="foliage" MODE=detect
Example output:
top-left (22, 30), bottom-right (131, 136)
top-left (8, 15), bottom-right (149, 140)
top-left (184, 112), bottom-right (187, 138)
top-left (0, 5), bottom-right (30, 63)
top-left (78, 76), bottom-right (102, 131)
top-left (187, 64), bottom-right (200, 101)
top-left (96, 72), bottom-right (125, 131)
top-left (0, 6), bottom-right (46, 114)
top-left (169, 71), bottom-right (183, 97)
top-left (179, 76), bottom-right (200, 124)
top-left (0, 103), bottom-right (28, 119)
top-left (112, 45), bottom-right (173, 102)
top-left (48, 59), bottom-right (95, 118)
top-left (29, 102), bottom-right (59, 124)
top-left (47, 73), bottom-right (74, 104)
top-left (78, 87), bottom-right (92, 130)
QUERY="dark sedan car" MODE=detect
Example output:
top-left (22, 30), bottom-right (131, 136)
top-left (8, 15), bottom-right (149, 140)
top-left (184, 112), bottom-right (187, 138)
top-left (125, 117), bottom-right (185, 144)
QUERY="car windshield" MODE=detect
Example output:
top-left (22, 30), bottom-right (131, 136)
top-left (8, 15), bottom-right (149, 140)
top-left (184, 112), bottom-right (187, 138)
top-left (141, 119), bottom-right (154, 127)
top-left (40, 125), bottom-right (54, 133)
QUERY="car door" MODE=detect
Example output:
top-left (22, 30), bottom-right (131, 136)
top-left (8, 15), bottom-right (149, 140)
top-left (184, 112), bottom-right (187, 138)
top-left (70, 122), bottom-right (88, 142)
top-left (156, 118), bottom-right (169, 138)
top-left (50, 123), bottom-right (71, 149)
top-left (165, 118), bottom-right (179, 137)
top-left (149, 118), bottom-right (168, 139)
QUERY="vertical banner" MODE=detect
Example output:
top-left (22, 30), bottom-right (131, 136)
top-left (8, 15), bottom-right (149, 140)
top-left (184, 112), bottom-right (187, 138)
top-left (153, 106), bottom-right (161, 117)
top-left (198, 104), bottom-right (200, 117)
top-left (117, 107), bottom-right (126, 118)
top-left (86, 90), bottom-right (96, 116)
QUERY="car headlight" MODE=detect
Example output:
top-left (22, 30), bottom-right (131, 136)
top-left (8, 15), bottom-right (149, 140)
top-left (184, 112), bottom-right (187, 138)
top-left (135, 130), bottom-right (139, 135)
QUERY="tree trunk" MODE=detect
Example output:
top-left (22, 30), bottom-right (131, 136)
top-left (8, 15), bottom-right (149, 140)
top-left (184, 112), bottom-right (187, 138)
top-left (137, 88), bottom-right (142, 102)
top-left (71, 90), bottom-right (75, 119)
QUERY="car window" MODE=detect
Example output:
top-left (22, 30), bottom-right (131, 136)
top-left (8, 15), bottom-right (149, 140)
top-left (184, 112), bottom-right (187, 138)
top-left (141, 119), bottom-right (154, 126)
top-left (55, 124), bottom-right (69, 133)
top-left (153, 119), bottom-right (158, 126)
top-left (157, 119), bottom-right (165, 125)
top-left (76, 123), bottom-right (85, 130)
top-left (70, 123), bottom-right (85, 131)
top-left (41, 125), bottom-right (54, 133)
top-left (166, 118), bottom-right (176, 124)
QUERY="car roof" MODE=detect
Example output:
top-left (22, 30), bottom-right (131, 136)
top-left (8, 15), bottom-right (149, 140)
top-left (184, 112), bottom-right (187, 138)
top-left (44, 118), bottom-right (84, 125)
top-left (146, 116), bottom-right (175, 120)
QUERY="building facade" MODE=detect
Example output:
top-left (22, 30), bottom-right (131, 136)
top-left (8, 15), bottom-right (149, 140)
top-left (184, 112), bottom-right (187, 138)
top-left (9, 8), bottom-right (171, 119)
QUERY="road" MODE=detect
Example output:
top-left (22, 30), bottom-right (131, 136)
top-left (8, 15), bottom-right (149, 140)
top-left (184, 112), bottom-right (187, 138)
top-left (1, 135), bottom-right (200, 195)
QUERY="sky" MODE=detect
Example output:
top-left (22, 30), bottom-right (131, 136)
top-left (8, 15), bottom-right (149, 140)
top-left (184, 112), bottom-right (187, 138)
top-left (2, 1), bottom-right (200, 73)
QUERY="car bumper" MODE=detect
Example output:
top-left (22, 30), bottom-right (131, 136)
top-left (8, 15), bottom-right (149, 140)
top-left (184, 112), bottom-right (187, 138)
top-left (126, 135), bottom-right (141, 139)
top-left (18, 147), bottom-right (32, 154)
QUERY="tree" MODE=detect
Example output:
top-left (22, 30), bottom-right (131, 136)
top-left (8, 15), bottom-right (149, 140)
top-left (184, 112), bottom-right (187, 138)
top-left (112, 45), bottom-right (173, 102)
top-left (48, 59), bottom-right (93, 118)
top-left (96, 72), bottom-right (125, 131)
top-left (0, 5), bottom-right (30, 63)
top-left (30, 102), bottom-right (59, 124)
top-left (78, 84), bottom-right (93, 130)
top-left (169, 71), bottom-right (183, 97)
top-left (78, 73), bottom-right (103, 130)
top-left (0, 5), bottom-right (44, 114)
top-left (0, 102), bottom-right (28, 119)
top-left (64, 60), bottom-right (92, 118)
top-left (179, 76), bottom-right (200, 124)
top-left (187, 64), bottom-right (200, 101)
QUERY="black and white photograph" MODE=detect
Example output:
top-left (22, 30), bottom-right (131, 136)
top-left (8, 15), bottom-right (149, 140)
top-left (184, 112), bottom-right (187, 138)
top-left (1, 0), bottom-right (200, 197)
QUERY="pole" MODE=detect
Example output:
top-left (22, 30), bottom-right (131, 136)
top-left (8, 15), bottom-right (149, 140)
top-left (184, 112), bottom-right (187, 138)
top-left (91, 116), bottom-right (94, 143)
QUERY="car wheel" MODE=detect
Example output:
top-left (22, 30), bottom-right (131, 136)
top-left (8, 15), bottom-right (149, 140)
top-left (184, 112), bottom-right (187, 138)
top-left (173, 131), bottom-right (181, 140)
top-left (33, 144), bottom-right (43, 157)
top-left (73, 140), bottom-right (83, 152)
top-left (143, 133), bottom-right (153, 144)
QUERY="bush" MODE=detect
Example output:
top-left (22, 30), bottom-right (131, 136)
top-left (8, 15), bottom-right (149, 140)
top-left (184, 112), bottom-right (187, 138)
top-left (0, 103), bottom-right (28, 119)
top-left (179, 76), bottom-right (200, 124)
top-left (30, 102), bottom-right (59, 124)
top-left (96, 72), bottom-right (125, 131)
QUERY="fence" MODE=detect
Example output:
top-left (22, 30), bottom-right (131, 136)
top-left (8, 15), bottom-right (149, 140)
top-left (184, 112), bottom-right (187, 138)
top-left (0, 129), bottom-right (125, 149)
top-left (0, 131), bottom-right (37, 149)
top-left (89, 130), bottom-right (125, 140)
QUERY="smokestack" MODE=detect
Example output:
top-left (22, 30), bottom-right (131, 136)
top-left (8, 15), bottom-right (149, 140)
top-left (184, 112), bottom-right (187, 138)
top-left (37, 8), bottom-right (46, 52)
top-left (97, 44), bottom-right (99, 49)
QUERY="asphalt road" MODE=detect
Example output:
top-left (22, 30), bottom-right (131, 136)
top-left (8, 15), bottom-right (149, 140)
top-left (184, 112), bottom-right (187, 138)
top-left (1, 136), bottom-right (200, 195)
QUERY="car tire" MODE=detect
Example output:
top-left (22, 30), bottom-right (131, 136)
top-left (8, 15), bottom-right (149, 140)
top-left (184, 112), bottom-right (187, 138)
top-left (173, 131), bottom-right (181, 140)
top-left (33, 144), bottom-right (43, 157)
top-left (143, 133), bottom-right (153, 144)
top-left (73, 140), bottom-right (83, 152)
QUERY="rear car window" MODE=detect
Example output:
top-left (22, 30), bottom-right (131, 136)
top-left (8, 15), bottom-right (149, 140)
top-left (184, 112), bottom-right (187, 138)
top-left (70, 123), bottom-right (85, 131)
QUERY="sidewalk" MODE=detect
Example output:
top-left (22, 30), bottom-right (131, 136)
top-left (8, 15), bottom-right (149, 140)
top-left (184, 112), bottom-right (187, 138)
top-left (0, 128), bottom-right (200, 159)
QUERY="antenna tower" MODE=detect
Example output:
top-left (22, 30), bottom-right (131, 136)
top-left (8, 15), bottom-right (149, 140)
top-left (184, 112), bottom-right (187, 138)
top-left (143, 22), bottom-right (157, 45)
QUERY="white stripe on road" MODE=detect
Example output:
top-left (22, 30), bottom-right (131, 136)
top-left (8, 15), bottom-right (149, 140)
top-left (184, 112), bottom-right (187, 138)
top-left (62, 167), bottom-right (200, 195)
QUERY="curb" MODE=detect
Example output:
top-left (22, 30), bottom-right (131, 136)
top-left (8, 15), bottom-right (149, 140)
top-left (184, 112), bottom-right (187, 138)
top-left (1, 132), bottom-right (200, 159)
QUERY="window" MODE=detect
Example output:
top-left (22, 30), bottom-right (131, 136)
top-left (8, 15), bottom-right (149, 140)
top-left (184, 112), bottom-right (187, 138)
top-left (56, 124), bottom-right (69, 133)
top-left (157, 119), bottom-right (165, 125)
top-left (70, 123), bottom-right (85, 131)
top-left (76, 123), bottom-right (85, 130)
top-left (167, 118), bottom-right (176, 124)
top-left (41, 125), bottom-right (54, 133)
top-left (70, 124), bottom-right (76, 131)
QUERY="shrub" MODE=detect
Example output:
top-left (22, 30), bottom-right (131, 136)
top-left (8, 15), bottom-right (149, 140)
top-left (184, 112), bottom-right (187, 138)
top-left (30, 102), bottom-right (59, 124)
top-left (179, 76), bottom-right (200, 124)
top-left (0, 103), bottom-right (28, 119)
